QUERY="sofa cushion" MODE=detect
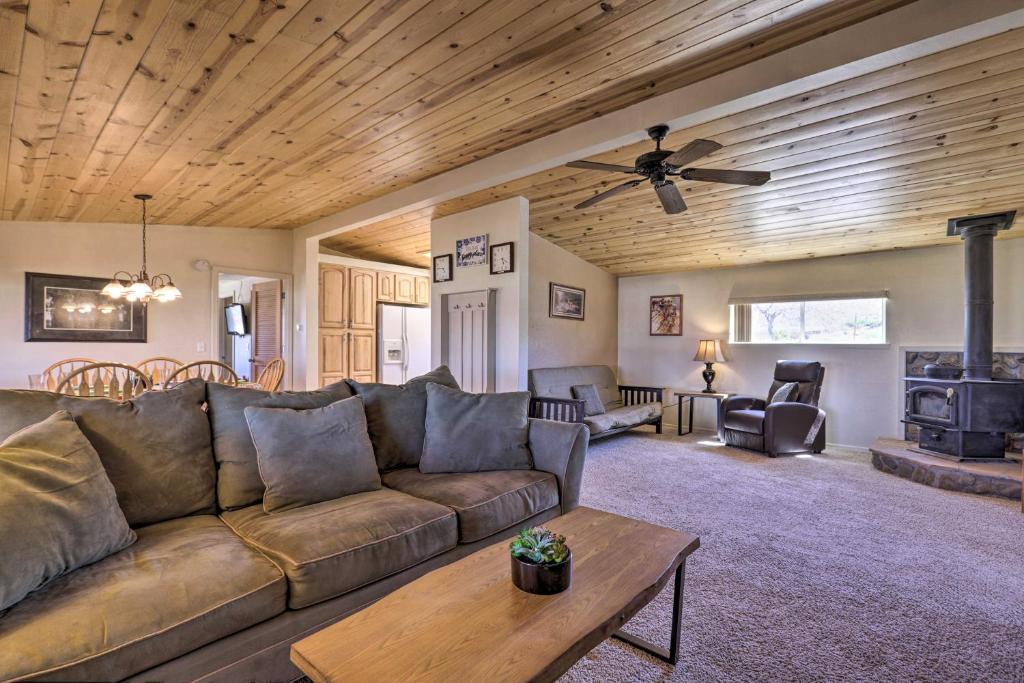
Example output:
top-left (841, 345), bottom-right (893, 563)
top-left (0, 515), bottom-right (285, 682)
top-left (245, 396), bottom-right (381, 513)
top-left (0, 411), bottom-right (136, 612)
top-left (206, 380), bottom-right (354, 510)
top-left (347, 365), bottom-right (460, 471)
top-left (420, 384), bottom-right (532, 474)
top-left (382, 468), bottom-right (560, 543)
top-left (724, 408), bottom-right (766, 434)
top-left (528, 365), bottom-right (623, 410)
top-left (571, 383), bottom-right (606, 416)
top-left (769, 381), bottom-right (800, 405)
top-left (0, 379), bottom-right (214, 526)
top-left (221, 489), bottom-right (457, 609)
top-left (584, 401), bottom-right (662, 434)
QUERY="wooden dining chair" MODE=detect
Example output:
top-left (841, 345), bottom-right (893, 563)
top-left (136, 357), bottom-right (185, 387)
top-left (39, 357), bottom-right (97, 391)
top-left (164, 360), bottom-right (240, 389)
top-left (256, 358), bottom-right (285, 392)
top-left (55, 362), bottom-right (152, 400)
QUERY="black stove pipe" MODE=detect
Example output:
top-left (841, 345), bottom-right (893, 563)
top-left (961, 223), bottom-right (996, 381)
top-left (948, 211), bottom-right (1016, 381)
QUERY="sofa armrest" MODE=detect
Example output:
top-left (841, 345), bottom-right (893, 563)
top-left (618, 385), bottom-right (664, 406)
top-left (528, 418), bottom-right (589, 513)
top-left (722, 395), bottom-right (766, 412)
top-left (529, 396), bottom-right (585, 423)
top-left (765, 402), bottom-right (826, 454)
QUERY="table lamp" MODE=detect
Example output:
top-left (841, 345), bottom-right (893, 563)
top-left (693, 339), bottom-right (725, 393)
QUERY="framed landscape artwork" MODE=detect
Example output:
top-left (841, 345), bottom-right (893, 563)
top-left (24, 272), bottom-right (147, 342)
top-left (650, 294), bottom-right (683, 336)
top-left (549, 283), bottom-right (585, 321)
top-left (455, 234), bottom-right (488, 267)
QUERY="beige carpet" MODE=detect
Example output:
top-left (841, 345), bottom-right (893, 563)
top-left (560, 430), bottom-right (1024, 682)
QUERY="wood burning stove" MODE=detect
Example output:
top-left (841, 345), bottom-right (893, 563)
top-left (902, 210), bottom-right (1024, 461)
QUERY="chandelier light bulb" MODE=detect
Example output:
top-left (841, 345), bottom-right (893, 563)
top-left (101, 281), bottom-right (125, 299)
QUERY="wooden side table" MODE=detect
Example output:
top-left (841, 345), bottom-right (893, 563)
top-left (675, 390), bottom-right (731, 436)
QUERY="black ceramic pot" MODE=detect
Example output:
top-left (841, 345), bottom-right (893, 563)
top-left (510, 551), bottom-right (572, 595)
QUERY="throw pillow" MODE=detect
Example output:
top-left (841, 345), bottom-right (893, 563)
top-left (0, 379), bottom-right (214, 527)
top-left (206, 380), bottom-right (354, 510)
top-left (0, 411), bottom-right (136, 611)
top-left (571, 383), bottom-right (606, 416)
top-left (769, 382), bottom-right (800, 404)
top-left (347, 366), bottom-right (460, 471)
top-left (419, 383), bottom-right (532, 473)
top-left (245, 397), bottom-right (381, 513)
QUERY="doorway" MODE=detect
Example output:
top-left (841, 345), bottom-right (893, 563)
top-left (216, 272), bottom-right (285, 383)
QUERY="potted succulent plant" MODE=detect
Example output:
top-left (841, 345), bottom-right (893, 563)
top-left (509, 526), bottom-right (572, 595)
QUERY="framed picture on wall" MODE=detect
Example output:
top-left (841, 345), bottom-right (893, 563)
top-left (455, 234), bottom-right (488, 267)
top-left (549, 283), bottom-right (585, 321)
top-left (649, 294), bottom-right (683, 336)
top-left (432, 254), bottom-right (453, 283)
top-left (24, 272), bottom-right (148, 342)
top-left (489, 241), bottom-right (514, 274)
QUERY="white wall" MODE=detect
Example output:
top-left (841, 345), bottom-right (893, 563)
top-left (1, 220), bottom-right (292, 389)
top-left (430, 197), bottom-right (530, 391)
top-left (618, 239), bottom-right (1024, 447)
top-left (528, 233), bottom-right (618, 371)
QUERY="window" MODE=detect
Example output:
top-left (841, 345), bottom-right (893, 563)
top-left (730, 296), bottom-right (886, 344)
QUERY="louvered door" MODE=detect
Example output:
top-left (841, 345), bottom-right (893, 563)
top-left (250, 280), bottom-right (282, 382)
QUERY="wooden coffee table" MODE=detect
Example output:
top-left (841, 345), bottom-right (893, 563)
top-left (291, 506), bottom-right (700, 682)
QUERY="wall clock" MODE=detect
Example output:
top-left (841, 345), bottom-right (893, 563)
top-left (489, 242), bottom-right (515, 275)
top-left (433, 254), bottom-right (453, 283)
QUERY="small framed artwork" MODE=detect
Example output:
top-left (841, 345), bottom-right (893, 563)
top-left (432, 254), bottom-right (453, 283)
top-left (549, 283), bottom-right (585, 321)
top-left (489, 241), bottom-right (515, 274)
top-left (649, 294), bottom-right (683, 336)
top-left (456, 234), bottom-right (488, 267)
top-left (25, 272), bottom-right (148, 342)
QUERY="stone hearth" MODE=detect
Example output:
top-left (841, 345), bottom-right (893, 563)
top-left (870, 438), bottom-right (1022, 501)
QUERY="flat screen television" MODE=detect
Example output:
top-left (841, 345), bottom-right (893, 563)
top-left (224, 303), bottom-right (247, 336)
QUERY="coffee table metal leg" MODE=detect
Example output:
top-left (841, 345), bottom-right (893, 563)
top-left (611, 559), bottom-right (685, 665)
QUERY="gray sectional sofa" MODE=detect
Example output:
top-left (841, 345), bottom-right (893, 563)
top-left (528, 365), bottom-right (664, 440)
top-left (0, 375), bottom-right (588, 682)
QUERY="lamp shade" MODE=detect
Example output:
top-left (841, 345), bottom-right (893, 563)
top-left (693, 339), bottom-right (725, 363)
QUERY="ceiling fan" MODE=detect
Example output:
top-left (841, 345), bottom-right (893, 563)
top-left (565, 125), bottom-right (770, 214)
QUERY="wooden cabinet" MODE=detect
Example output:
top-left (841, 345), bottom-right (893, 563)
top-left (377, 271), bottom-right (395, 302)
top-left (414, 276), bottom-right (430, 305)
top-left (320, 328), bottom-right (348, 384)
top-left (395, 273), bottom-right (415, 303)
top-left (319, 265), bottom-right (347, 328)
top-left (348, 329), bottom-right (376, 383)
top-left (348, 268), bottom-right (376, 330)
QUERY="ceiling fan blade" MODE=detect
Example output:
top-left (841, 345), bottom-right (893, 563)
top-left (663, 139), bottom-right (722, 168)
top-left (682, 168), bottom-right (770, 186)
top-left (566, 160), bottom-right (636, 173)
top-left (574, 180), bottom-right (642, 209)
top-left (654, 180), bottom-right (686, 214)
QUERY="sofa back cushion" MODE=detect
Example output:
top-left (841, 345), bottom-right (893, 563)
top-left (419, 383), bottom-right (532, 473)
top-left (0, 411), bottom-right (137, 611)
top-left (206, 380), bottom-right (354, 510)
top-left (0, 380), bottom-right (213, 526)
top-left (245, 397), bottom-right (381, 513)
top-left (347, 366), bottom-right (460, 471)
top-left (528, 365), bottom-right (621, 409)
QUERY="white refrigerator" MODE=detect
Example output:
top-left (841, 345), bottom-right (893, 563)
top-left (377, 303), bottom-right (431, 384)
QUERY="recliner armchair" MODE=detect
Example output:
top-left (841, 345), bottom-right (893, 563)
top-left (719, 360), bottom-right (826, 457)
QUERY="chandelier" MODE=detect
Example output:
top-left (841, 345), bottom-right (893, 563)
top-left (101, 194), bottom-right (182, 304)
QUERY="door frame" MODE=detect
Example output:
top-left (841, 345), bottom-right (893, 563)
top-left (209, 266), bottom-right (293, 390)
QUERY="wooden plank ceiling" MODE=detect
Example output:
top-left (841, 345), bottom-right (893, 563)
top-left (323, 27), bottom-right (1024, 273)
top-left (0, 0), bottom-right (909, 232)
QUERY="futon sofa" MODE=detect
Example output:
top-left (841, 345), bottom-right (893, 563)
top-left (528, 365), bottom-right (664, 439)
top-left (720, 360), bottom-right (827, 456)
top-left (0, 375), bottom-right (588, 682)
